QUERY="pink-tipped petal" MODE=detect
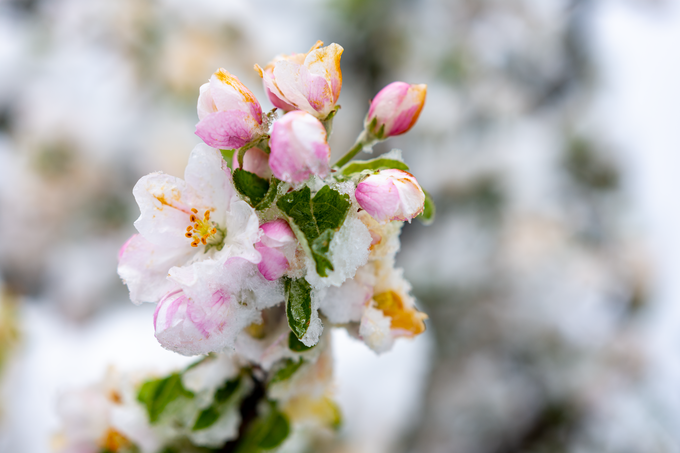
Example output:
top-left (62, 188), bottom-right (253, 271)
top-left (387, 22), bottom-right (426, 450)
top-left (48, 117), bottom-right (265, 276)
top-left (254, 219), bottom-right (297, 280)
top-left (355, 169), bottom-right (425, 223)
top-left (195, 69), bottom-right (264, 149)
top-left (256, 243), bottom-right (290, 281)
top-left (260, 219), bottom-right (295, 245)
top-left (269, 111), bottom-right (330, 184)
top-left (209, 69), bottom-right (263, 124)
top-left (367, 82), bottom-right (427, 138)
top-left (305, 43), bottom-right (343, 103)
top-left (232, 147), bottom-right (273, 180)
top-left (255, 42), bottom-right (343, 119)
top-left (195, 110), bottom-right (258, 150)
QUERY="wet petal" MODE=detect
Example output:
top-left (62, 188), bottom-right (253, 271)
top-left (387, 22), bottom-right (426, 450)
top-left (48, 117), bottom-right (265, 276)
top-left (195, 110), bottom-right (259, 150)
top-left (117, 234), bottom-right (192, 304)
top-left (133, 172), bottom-right (198, 248)
top-left (269, 111), bottom-right (330, 184)
top-left (184, 143), bottom-right (235, 219)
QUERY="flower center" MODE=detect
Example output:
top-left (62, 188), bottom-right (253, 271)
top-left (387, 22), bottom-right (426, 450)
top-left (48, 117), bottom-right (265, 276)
top-left (185, 208), bottom-right (225, 249)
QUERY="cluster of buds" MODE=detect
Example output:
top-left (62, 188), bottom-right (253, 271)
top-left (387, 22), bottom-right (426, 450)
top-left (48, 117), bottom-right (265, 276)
top-left (77, 40), bottom-right (432, 452)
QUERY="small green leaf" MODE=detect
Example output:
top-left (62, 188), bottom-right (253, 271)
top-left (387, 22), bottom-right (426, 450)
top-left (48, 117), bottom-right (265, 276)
top-left (192, 406), bottom-right (220, 431)
top-left (254, 177), bottom-right (280, 211)
top-left (284, 278), bottom-right (312, 339)
top-left (312, 186), bottom-right (351, 233)
top-left (276, 185), bottom-right (351, 277)
top-left (339, 157), bottom-right (409, 176)
top-left (310, 229), bottom-right (334, 276)
top-left (288, 331), bottom-right (315, 352)
top-left (233, 169), bottom-right (270, 207)
top-left (137, 373), bottom-right (194, 424)
top-left (220, 149), bottom-right (236, 170)
top-left (191, 377), bottom-right (241, 432)
top-left (270, 358), bottom-right (305, 384)
top-left (234, 402), bottom-right (290, 453)
top-left (321, 105), bottom-right (340, 137)
top-left (258, 410), bottom-right (290, 449)
top-left (417, 189), bottom-right (436, 225)
top-left (215, 377), bottom-right (241, 403)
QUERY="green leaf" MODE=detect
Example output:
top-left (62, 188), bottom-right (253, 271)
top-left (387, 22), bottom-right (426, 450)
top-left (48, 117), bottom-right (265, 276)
top-left (191, 377), bottom-right (241, 432)
top-left (417, 189), bottom-right (436, 225)
top-left (276, 185), bottom-right (351, 277)
top-left (311, 185), bottom-right (351, 233)
top-left (339, 157), bottom-right (409, 176)
top-left (270, 358), bottom-right (305, 384)
top-left (258, 410), bottom-right (290, 449)
top-left (254, 177), bottom-right (280, 211)
top-left (137, 373), bottom-right (194, 424)
top-left (215, 377), bottom-right (241, 403)
top-left (193, 406), bottom-right (220, 431)
top-left (234, 402), bottom-right (290, 453)
top-left (288, 331), bottom-right (315, 352)
top-left (310, 229), bottom-right (334, 276)
top-left (233, 169), bottom-right (270, 207)
top-left (220, 149), bottom-right (236, 170)
top-left (284, 278), bottom-right (312, 339)
top-left (321, 105), bottom-right (340, 137)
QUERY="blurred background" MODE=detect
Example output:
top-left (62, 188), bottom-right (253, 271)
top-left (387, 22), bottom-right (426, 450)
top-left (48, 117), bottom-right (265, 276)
top-left (1, 0), bottom-right (680, 451)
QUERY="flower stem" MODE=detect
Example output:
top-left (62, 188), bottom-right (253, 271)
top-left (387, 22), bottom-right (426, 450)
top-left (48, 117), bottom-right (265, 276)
top-left (333, 130), bottom-right (370, 168)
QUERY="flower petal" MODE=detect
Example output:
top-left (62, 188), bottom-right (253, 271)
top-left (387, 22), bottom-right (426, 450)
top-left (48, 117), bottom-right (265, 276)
top-left (209, 69), bottom-right (262, 124)
top-left (271, 60), bottom-right (319, 116)
top-left (197, 83), bottom-right (217, 121)
top-left (269, 111), bottom-right (330, 184)
top-left (195, 110), bottom-right (259, 150)
top-left (256, 64), bottom-right (297, 111)
top-left (355, 169), bottom-right (425, 223)
top-left (255, 243), bottom-right (289, 281)
top-left (133, 172), bottom-right (198, 248)
top-left (117, 234), bottom-right (192, 304)
top-left (367, 82), bottom-right (426, 137)
top-left (183, 143), bottom-right (235, 220)
top-left (305, 43), bottom-right (343, 104)
top-left (159, 258), bottom-right (284, 355)
top-left (224, 197), bottom-right (262, 263)
top-left (232, 147), bottom-right (272, 180)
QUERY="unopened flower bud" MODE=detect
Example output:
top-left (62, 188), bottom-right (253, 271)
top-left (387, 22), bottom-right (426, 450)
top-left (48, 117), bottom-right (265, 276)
top-left (366, 82), bottom-right (427, 138)
top-left (255, 219), bottom-right (297, 281)
top-left (195, 69), bottom-right (265, 149)
top-left (269, 111), bottom-right (331, 184)
top-left (232, 147), bottom-right (273, 180)
top-left (255, 41), bottom-right (343, 120)
top-left (355, 169), bottom-right (425, 223)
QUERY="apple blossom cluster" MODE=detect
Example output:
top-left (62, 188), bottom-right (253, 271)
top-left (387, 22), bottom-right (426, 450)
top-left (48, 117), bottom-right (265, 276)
top-left (56, 41), bottom-right (433, 452)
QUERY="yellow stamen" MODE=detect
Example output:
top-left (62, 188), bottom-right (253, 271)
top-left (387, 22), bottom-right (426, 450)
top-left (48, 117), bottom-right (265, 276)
top-left (186, 207), bottom-right (222, 248)
top-left (100, 428), bottom-right (131, 452)
top-left (373, 291), bottom-right (427, 336)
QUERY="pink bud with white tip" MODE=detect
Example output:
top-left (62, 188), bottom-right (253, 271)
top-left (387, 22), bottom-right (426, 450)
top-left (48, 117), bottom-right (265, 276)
top-left (355, 169), bottom-right (425, 223)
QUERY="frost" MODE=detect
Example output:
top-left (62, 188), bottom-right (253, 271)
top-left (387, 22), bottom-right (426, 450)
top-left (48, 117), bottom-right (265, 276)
top-left (359, 303), bottom-right (395, 354)
top-left (299, 289), bottom-right (324, 347)
top-left (187, 405), bottom-right (241, 447)
top-left (305, 214), bottom-right (372, 289)
top-left (318, 279), bottom-right (371, 324)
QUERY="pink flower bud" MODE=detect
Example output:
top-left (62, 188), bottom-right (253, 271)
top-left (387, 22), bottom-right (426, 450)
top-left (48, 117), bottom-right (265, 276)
top-left (195, 69), bottom-right (265, 149)
top-left (232, 147), bottom-right (273, 180)
top-left (255, 219), bottom-right (297, 281)
top-left (366, 82), bottom-right (427, 138)
top-left (255, 41), bottom-right (343, 120)
top-left (355, 169), bottom-right (425, 223)
top-left (269, 111), bottom-right (331, 184)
